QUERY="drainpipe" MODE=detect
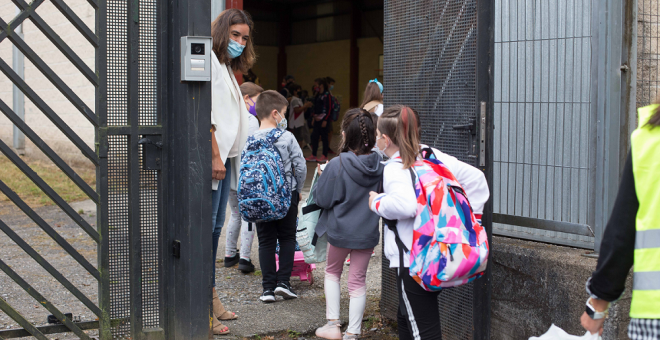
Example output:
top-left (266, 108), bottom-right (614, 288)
top-left (12, 6), bottom-right (25, 155)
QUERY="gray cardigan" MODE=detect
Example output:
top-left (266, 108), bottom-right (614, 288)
top-left (313, 151), bottom-right (384, 249)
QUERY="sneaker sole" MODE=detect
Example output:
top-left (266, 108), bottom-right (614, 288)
top-left (274, 287), bottom-right (298, 299)
top-left (259, 296), bottom-right (276, 303)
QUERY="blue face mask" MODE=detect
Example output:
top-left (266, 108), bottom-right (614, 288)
top-left (329, 85), bottom-right (334, 91)
top-left (228, 39), bottom-right (245, 59)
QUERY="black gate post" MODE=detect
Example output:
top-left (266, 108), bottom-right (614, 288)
top-left (165, 0), bottom-right (213, 339)
top-left (473, 0), bottom-right (494, 339)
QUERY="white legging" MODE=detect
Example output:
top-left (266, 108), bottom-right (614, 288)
top-left (225, 190), bottom-right (255, 259)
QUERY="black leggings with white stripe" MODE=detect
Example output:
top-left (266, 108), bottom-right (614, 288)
top-left (397, 267), bottom-right (442, 340)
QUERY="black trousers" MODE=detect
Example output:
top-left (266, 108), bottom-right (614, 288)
top-left (256, 191), bottom-right (299, 290)
top-left (397, 267), bottom-right (442, 340)
top-left (310, 120), bottom-right (329, 157)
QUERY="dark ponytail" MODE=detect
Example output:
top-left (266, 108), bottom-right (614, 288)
top-left (339, 108), bottom-right (376, 155)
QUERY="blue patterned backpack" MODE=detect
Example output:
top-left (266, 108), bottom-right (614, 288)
top-left (237, 128), bottom-right (291, 223)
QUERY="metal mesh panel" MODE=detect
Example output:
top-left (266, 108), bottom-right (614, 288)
top-left (139, 144), bottom-right (160, 328)
top-left (138, 0), bottom-right (161, 329)
top-left (384, 0), bottom-right (478, 164)
top-left (492, 0), bottom-right (594, 249)
top-left (108, 0), bottom-right (128, 127)
top-left (637, 0), bottom-right (660, 108)
top-left (107, 135), bottom-right (131, 338)
top-left (382, 0), bottom-right (478, 338)
top-left (139, 0), bottom-right (158, 126)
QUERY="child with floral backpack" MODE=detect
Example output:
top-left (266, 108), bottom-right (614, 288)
top-left (368, 105), bottom-right (490, 340)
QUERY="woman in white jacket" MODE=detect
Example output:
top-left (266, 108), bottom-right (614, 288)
top-left (368, 105), bottom-right (489, 340)
top-left (209, 8), bottom-right (256, 335)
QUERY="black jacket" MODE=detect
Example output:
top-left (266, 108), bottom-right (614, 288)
top-left (588, 151), bottom-right (637, 301)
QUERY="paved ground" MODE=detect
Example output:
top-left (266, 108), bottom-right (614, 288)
top-left (0, 141), bottom-right (398, 339)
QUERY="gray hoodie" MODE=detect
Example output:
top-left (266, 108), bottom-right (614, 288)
top-left (313, 151), bottom-right (384, 249)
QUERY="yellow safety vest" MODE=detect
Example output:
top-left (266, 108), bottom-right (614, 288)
top-left (630, 104), bottom-right (660, 319)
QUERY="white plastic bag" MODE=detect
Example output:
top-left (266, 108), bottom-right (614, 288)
top-left (529, 324), bottom-right (601, 340)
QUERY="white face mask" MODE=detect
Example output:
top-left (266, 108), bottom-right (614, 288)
top-left (276, 111), bottom-right (288, 130)
top-left (375, 135), bottom-right (389, 157)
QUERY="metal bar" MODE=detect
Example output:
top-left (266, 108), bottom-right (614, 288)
top-left (0, 99), bottom-right (98, 202)
top-left (50, 0), bottom-right (99, 47)
top-left (11, 0), bottom-right (99, 87)
top-left (88, 0), bottom-right (99, 10)
top-left (0, 0), bottom-right (45, 43)
top-left (0, 17), bottom-right (99, 127)
top-left (0, 260), bottom-right (91, 340)
top-left (0, 139), bottom-right (100, 242)
top-left (0, 319), bottom-right (127, 338)
top-left (0, 59), bottom-right (99, 165)
top-left (0, 180), bottom-right (99, 279)
top-left (0, 219), bottom-right (102, 317)
top-left (96, 0), bottom-right (111, 337)
top-left (1, 321), bottom-right (100, 338)
top-left (127, 0), bottom-right (143, 337)
top-left (492, 213), bottom-right (594, 236)
top-left (0, 297), bottom-right (49, 340)
top-left (105, 126), bottom-right (164, 135)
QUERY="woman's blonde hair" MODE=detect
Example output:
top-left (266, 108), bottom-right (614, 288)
top-left (212, 9), bottom-right (256, 74)
top-left (377, 105), bottom-right (420, 168)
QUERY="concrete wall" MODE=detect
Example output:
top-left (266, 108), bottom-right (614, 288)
top-left (492, 237), bottom-right (632, 340)
top-left (0, 1), bottom-right (95, 167)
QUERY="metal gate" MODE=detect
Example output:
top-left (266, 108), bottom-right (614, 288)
top-left (0, 0), bottom-right (213, 339)
top-left (380, 0), bottom-right (493, 339)
top-left (0, 0), bottom-right (105, 338)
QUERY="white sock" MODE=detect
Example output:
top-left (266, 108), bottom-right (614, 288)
top-left (324, 276), bottom-right (341, 320)
top-left (346, 294), bottom-right (366, 335)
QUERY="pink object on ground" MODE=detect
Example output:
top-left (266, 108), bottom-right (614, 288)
top-left (275, 251), bottom-right (316, 284)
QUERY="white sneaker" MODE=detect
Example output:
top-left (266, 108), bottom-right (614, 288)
top-left (316, 321), bottom-right (342, 339)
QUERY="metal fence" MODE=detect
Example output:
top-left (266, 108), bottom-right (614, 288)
top-left (381, 0), bottom-right (492, 338)
top-left (0, 0), bottom-right (103, 338)
top-left (492, 0), bottom-right (596, 249)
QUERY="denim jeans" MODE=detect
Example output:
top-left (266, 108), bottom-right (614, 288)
top-left (211, 158), bottom-right (231, 287)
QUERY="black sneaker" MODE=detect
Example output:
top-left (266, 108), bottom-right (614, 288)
top-left (274, 282), bottom-right (298, 299)
top-left (224, 253), bottom-right (240, 267)
top-left (259, 289), bottom-right (276, 303)
top-left (238, 258), bottom-right (255, 273)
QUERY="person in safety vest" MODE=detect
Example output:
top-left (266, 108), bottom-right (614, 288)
top-left (581, 103), bottom-right (660, 339)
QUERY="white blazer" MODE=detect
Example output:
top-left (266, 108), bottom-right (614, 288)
top-left (211, 51), bottom-right (249, 190)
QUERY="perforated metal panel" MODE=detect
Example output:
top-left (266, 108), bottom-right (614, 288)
top-left (107, 136), bottom-right (132, 338)
top-left (381, 0), bottom-right (483, 338)
top-left (105, 0), bottom-right (162, 336)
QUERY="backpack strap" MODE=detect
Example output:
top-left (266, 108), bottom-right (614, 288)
top-left (383, 167), bottom-right (416, 254)
top-left (265, 128), bottom-right (285, 144)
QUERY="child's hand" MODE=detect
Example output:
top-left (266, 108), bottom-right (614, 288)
top-left (368, 191), bottom-right (379, 209)
top-left (317, 163), bottom-right (323, 176)
top-left (299, 192), bottom-right (303, 201)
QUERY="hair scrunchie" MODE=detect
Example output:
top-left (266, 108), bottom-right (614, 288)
top-left (369, 78), bottom-right (383, 94)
